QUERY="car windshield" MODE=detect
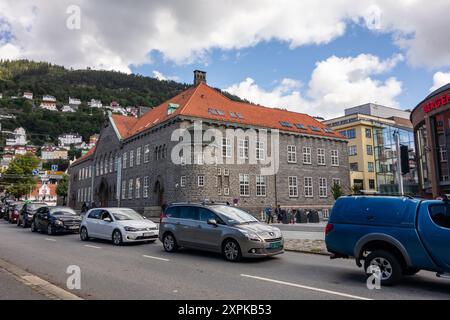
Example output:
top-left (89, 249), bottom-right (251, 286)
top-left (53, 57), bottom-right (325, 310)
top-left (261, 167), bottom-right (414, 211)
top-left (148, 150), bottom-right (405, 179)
top-left (211, 205), bottom-right (258, 224)
top-left (50, 208), bottom-right (77, 216)
top-left (29, 203), bottom-right (47, 210)
top-left (108, 208), bottom-right (144, 221)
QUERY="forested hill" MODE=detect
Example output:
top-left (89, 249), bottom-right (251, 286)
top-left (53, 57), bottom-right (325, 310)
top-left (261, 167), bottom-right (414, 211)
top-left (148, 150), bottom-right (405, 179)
top-left (0, 60), bottom-right (245, 147)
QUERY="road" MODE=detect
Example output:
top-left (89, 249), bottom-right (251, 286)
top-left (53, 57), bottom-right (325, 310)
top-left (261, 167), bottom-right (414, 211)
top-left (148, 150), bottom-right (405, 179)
top-left (0, 220), bottom-right (449, 300)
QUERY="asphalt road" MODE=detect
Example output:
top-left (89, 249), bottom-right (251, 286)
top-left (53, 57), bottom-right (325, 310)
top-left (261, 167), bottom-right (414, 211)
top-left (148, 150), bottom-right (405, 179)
top-left (0, 220), bottom-right (449, 300)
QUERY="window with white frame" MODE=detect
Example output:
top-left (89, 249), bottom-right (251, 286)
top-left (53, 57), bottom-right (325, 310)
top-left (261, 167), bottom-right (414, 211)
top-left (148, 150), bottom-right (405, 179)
top-left (100, 159), bottom-right (104, 175)
top-left (180, 176), bottom-right (186, 187)
top-left (239, 139), bottom-right (249, 159)
top-left (224, 187), bottom-right (230, 195)
top-left (256, 140), bottom-right (265, 160)
top-left (77, 189), bottom-right (81, 202)
top-left (104, 158), bottom-right (108, 174)
top-left (109, 157), bottom-right (113, 173)
top-left (129, 150), bottom-right (134, 167)
top-left (198, 175), bottom-right (205, 187)
top-left (222, 138), bottom-right (232, 158)
top-left (239, 174), bottom-right (249, 196)
top-left (88, 165), bottom-right (92, 178)
top-left (349, 145), bottom-right (357, 156)
top-left (302, 147), bottom-right (312, 164)
top-left (114, 156), bottom-right (118, 172)
top-left (287, 145), bottom-right (297, 163)
top-left (123, 152), bottom-right (127, 169)
top-left (128, 179), bottom-right (133, 199)
top-left (135, 178), bottom-right (141, 199)
top-left (143, 176), bottom-right (149, 198)
top-left (319, 178), bottom-right (327, 198)
top-left (317, 148), bottom-right (326, 165)
top-left (87, 187), bottom-right (91, 202)
top-left (144, 144), bottom-right (150, 163)
top-left (304, 177), bottom-right (313, 197)
top-left (256, 175), bottom-right (266, 196)
top-left (331, 150), bottom-right (339, 166)
top-left (136, 147), bottom-right (141, 165)
top-left (196, 153), bottom-right (204, 165)
top-left (288, 176), bottom-right (298, 197)
top-left (121, 180), bottom-right (126, 200)
top-left (440, 146), bottom-right (447, 162)
top-left (332, 178), bottom-right (341, 186)
top-left (96, 163), bottom-right (99, 176)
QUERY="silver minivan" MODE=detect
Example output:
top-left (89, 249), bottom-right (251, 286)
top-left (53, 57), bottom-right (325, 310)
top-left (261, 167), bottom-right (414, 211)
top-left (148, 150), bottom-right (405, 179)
top-left (159, 203), bottom-right (284, 261)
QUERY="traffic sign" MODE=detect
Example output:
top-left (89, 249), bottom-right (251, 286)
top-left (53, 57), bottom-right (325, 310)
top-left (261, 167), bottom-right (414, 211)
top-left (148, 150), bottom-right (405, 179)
top-left (32, 169), bottom-right (39, 176)
top-left (51, 164), bottom-right (58, 172)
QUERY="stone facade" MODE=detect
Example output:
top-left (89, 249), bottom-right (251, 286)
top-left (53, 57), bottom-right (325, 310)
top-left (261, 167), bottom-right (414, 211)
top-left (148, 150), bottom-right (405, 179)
top-left (69, 115), bottom-right (349, 218)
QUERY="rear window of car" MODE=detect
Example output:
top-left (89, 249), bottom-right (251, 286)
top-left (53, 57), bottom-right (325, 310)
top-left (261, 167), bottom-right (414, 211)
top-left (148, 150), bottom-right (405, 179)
top-left (429, 204), bottom-right (450, 229)
top-left (50, 208), bottom-right (77, 216)
top-left (165, 206), bottom-right (180, 218)
top-left (29, 203), bottom-right (47, 210)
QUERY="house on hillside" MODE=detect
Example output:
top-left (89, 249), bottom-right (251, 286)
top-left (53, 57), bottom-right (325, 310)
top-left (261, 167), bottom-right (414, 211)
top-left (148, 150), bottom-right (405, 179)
top-left (58, 133), bottom-right (83, 150)
top-left (41, 145), bottom-right (68, 160)
top-left (40, 95), bottom-right (57, 111)
top-left (23, 91), bottom-right (33, 100)
top-left (5, 127), bottom-right (28, 146)
top-left (61, 105), bottom-right (76, 113)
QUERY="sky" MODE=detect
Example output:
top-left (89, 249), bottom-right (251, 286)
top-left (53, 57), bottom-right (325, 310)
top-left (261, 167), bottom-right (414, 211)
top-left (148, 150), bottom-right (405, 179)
top-left (1, 0), bottom-right (450, 119)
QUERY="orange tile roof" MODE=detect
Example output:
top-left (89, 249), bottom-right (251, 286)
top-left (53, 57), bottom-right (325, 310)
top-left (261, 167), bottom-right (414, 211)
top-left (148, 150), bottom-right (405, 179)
top-left (111, 82), bottom-right (344, 140)
top-left (71, 146), bottom-right (96, 166)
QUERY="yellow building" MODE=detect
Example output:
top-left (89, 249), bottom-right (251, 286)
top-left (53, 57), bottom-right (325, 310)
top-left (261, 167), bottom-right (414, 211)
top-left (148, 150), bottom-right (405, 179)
top-left (324, 103), bottom-right (416, 193)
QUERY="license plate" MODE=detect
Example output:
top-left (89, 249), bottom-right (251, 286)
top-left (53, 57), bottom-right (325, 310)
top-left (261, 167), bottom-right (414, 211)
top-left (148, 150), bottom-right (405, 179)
top-left (69, 226), bottom-right (79, 230)
top-left (269, 242), bottom-right (281, 249)
top-left (143, 232), bottom-right (153, 237)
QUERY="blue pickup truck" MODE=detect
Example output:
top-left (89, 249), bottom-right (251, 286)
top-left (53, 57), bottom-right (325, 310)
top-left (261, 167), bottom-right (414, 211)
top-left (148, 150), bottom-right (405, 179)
top-left (325, 195), bottom-right (450, 285)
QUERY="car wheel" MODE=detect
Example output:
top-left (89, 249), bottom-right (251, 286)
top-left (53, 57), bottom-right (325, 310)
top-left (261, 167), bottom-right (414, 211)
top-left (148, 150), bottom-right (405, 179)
top-left (222, 239), bottom-right (242, 262)
top-left (162, 233), bottom-right (178, 252)
top-left (364, 250), bottom-right (403, 286)
top-left (30, 220), bottom-right (36, 232)
top-left (47, 224), bottom-right (53, 235)
top-left (80, 227), bottom-right (89, 241)
top-left (112, 230), bottom-right (123, 246)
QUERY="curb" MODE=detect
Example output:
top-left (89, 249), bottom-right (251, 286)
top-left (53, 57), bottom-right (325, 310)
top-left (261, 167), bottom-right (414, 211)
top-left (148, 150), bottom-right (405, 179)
top-left (0, 257), bottom-right (83, 300)
top-left (284, 248), bottom-right (331, 256)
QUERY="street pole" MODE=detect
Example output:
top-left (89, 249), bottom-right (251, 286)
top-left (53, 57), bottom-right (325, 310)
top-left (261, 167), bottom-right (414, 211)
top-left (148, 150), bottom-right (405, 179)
top-left (394, 130), bottom-right (404, 196)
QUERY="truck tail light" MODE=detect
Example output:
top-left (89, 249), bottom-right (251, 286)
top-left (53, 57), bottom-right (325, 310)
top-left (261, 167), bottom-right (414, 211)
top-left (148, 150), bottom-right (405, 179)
top-left (325, 223), bottom-right (334, 235)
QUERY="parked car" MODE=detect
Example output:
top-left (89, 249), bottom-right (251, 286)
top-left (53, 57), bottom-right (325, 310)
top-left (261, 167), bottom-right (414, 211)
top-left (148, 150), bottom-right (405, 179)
top-left (159, 202), bottom-right (284, 262)
top-left (325, 195), bottom-right (450, 286)
top-left (18, 202), bottom-right (48, 227)
top-left (8, 202), bottom-right (25, 224)
top-left (80, 208), bottom-right (158, 245)
top-left (3, 200), bottom-right (16, 221)
top-left (31, 206), bottom-right (81, 235)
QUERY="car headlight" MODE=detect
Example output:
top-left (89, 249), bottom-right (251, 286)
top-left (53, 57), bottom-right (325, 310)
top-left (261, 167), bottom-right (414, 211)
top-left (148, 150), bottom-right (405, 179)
top-left (54, 220), bottom-right (63, 226)
top-left (124, 226), bottom-right (138, 232)
top-left (241, 230), bottom-right (262, 242)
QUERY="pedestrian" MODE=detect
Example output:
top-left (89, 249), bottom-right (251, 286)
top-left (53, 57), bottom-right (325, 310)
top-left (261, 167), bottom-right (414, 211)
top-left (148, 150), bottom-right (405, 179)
top-left (265, 207), bottom-right (273, 224)
top-left (289, 209), bottom-right (296, 224)
top-left (81, 202), bottom-right (87, 214)
top-left (275, 205), bottom-right (282, 223)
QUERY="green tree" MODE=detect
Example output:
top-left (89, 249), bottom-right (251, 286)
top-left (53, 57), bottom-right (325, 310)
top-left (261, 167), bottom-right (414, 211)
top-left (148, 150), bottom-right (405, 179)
top-left (331, 183), bottom-right (344, 200)
top-left (350, 184), bottom-right (363, 195)
top-left (56, 174), bottom-right (69, 205)
top-left (4, 153), bottom-right (39, 199)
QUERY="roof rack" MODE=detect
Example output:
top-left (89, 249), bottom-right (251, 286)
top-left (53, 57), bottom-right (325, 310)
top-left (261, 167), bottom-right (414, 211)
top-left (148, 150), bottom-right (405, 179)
top-left (345, 193), bottom-right (420, 199)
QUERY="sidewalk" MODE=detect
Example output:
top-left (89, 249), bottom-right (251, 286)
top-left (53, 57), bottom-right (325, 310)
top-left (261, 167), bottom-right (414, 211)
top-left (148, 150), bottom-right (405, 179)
top-left (0, 267), bottom-right (49, 300)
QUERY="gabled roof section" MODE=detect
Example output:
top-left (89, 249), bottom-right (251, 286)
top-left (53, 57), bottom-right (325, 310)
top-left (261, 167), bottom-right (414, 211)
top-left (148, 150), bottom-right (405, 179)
top-left (110, 81), bottom-right (344, 140)
top-left (71, 146), bottom-right (96, 166)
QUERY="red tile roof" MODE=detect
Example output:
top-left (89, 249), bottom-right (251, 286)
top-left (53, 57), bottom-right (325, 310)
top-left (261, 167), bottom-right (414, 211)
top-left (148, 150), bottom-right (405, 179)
top-left (111, 82), bottom-right (344, 140)
top-left (71, 146), bottom-right (96, 166)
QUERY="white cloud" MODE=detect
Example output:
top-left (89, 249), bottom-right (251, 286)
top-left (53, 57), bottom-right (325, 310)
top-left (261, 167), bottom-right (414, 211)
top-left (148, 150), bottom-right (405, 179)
top-left (225, 53), bottom-right (403, 118)
top-left (0, 1), bottom-right (449, 71)
top-left (152, 70), bottom-right (179, 81)
top-left (430, 72), bottom-right (450, 92)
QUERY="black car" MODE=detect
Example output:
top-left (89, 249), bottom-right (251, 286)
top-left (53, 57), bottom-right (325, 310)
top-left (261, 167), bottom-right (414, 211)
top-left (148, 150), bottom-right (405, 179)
top-left (18, 202), bottom-right (47, 227)
top-left (31, 206), bottom-right (82, 235)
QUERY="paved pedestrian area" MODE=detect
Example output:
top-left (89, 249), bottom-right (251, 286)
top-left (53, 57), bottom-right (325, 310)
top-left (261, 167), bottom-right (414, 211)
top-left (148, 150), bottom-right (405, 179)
top-left (0, 267), bottom-right (49, 300)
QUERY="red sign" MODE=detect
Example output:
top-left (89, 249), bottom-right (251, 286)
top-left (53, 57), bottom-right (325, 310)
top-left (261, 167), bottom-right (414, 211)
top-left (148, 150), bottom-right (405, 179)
top-left (423, 92), bottom-right (450, 113)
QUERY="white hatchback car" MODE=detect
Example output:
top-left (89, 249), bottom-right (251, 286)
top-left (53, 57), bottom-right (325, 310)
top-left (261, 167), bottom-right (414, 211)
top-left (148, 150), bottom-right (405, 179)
top-left (80, 208), bottom-right (158, 245)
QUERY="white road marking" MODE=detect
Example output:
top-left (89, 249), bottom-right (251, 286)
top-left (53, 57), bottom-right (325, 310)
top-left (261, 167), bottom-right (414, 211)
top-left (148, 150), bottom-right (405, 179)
top-left (142, 254), bottom-right (170, 262)
top-left (240, 274), bottom-right (372, 300)
top-left (44, 238), bottom-right (56, 242)
top-left (84, 244), bottom-right (101, 249)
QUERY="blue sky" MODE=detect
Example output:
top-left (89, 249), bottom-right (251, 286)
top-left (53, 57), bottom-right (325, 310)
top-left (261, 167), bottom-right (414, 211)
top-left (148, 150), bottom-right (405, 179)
top-left (1, 1), bottom-right (450, 118)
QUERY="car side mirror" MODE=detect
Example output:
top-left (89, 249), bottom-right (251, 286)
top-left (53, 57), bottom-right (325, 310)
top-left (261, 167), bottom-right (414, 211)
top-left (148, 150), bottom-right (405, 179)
top-left (207, 219), bottom-right (217, 226)
top-left (103, 217), bottom-right (111, 222)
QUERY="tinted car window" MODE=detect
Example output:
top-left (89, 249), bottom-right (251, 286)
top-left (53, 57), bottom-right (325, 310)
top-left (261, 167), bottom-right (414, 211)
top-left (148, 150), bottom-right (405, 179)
top-left (165, 206), bottom-right (180, 218)
top-left (100, 211), bottom-right (112, 221)
top-left (28, 203), bottom-right (47, 211)
top-left (88, 209), bottom-right (101, 219)
top-left (179, 206), bottom-right (199, 220)
top-left (429, 204), bottom-right (450, 228)
top-left (50, 208), bottom-right (77, 216)
top-left (198, 208), bottom-right (219, 222)
top-left (108, 208), bottom-right (143, 221)
top-left (209, 205), bottom-right (257, 224)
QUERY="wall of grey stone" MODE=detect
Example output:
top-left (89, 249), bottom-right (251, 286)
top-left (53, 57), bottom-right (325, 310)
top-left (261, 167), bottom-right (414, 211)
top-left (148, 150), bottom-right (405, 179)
top-left (68, 116), bottom-right (350, 218)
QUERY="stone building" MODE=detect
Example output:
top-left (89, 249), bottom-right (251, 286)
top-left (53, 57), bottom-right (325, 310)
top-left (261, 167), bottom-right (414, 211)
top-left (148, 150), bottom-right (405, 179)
top-left (68, 71), bottom-right (349, 217)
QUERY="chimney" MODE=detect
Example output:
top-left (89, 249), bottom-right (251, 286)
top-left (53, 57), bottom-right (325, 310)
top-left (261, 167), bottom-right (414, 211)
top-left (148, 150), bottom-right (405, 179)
top-left (193, 70), bottom-right (206, 86)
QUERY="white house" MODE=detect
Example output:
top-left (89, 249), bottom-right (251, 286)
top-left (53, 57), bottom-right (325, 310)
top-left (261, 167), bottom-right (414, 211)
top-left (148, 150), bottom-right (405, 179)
top-left (69, 97), bottom-right (81, 109)
top-left (88, 99), bottom-right (102, 108)
top-left (41, 145), bottom-right (68, 160)
top-left (26, 183), bottom-right (57, 205)
top-left (23, 92), bottom-right (33, 100)
top-left (61, 105), bottom-right (76, 113)
top-left (5, 127), bottom-right (28, 146)
top-left (58, 133), bottom-right (83, 149)
top-left (40, 95), bottom-right (57, 111)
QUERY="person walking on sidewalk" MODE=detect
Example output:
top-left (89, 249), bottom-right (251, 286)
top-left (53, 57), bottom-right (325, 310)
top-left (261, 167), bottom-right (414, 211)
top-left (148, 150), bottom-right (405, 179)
top-left (275, 205), bottom-right (282, 223)
top-left (265, 207), bottom-right (273, 224)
